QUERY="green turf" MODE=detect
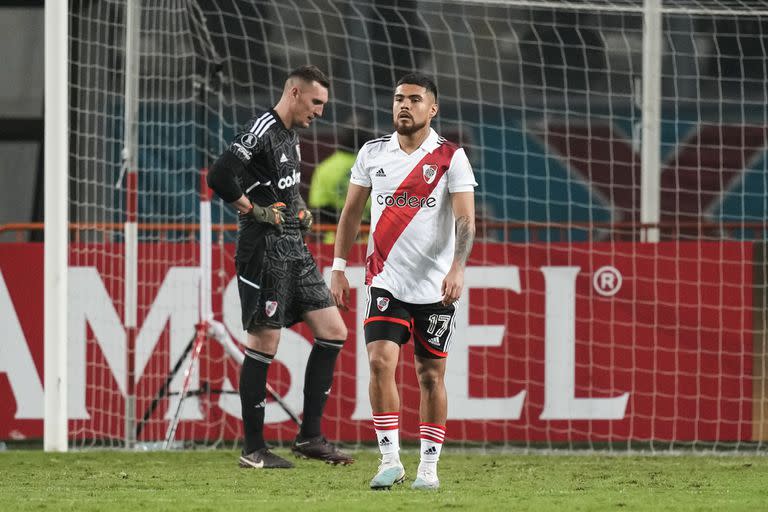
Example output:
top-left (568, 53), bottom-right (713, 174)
top-left (1, 450), bottom-right (767, 511)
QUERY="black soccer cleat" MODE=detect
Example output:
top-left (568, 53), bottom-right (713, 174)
top-left (239, 448), bottom-right (295, 469)
top-left (291, 435), bottom-right (355, 465)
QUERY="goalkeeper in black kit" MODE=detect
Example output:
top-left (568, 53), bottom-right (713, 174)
top-left (207, 65), bottom-right (353, 468)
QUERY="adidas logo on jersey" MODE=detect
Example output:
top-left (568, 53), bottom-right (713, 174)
top-left (254, 399), bottom-right (267, 409)
top-left (379, 436), bottom-right (392, 446)
top-left (280, 153), bottom-right (288, 163)
top-left (375, 168), bottom-right (386, 177)
top-left (427, 336), bottom-right (441, 346)
top-left (423, 446), bottom-right (438, 455)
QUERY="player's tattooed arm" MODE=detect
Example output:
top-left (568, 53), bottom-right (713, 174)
top-left (454, 214), bottom-right (475, 267)
top-left (451, 191), bottom-right (476, 268)
top-left (442, 191), bottom-right (475, 305)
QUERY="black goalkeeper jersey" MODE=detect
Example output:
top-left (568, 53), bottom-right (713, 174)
top-left (208, 109), bottom-right (307, 259)
top-left (226, 109), bottom-right (302, 211)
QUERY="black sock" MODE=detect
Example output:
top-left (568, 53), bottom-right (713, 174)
top-left (300, 338), bottom-right (344, 438)
top-left (240, 348), bottom-right (273, 453)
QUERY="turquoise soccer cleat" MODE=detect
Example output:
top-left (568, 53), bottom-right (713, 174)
top-left (369, 460), bottom-right (406, 490)
top-left (411, 466), bottom-right (439, 490)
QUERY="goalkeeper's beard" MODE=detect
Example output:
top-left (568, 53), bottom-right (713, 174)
top-left (395, 118), bottom-right (426, 135)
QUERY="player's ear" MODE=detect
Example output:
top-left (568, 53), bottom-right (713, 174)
top-left (284, 77), bottom-right (299, 99)
top-left (429, 102), bottom-right (439, 119)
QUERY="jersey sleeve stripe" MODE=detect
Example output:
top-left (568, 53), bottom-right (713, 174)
top-left (248, 112), bottom-right (273, 134)
top-left (254, 118), bottom-right (277, 138)
top-left (363, 135), bottom-right (391, 147)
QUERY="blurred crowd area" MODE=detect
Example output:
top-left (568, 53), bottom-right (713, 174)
top-left (2, 1), bottom-right (767, 242)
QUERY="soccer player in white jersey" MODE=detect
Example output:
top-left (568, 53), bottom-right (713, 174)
top-left (330, 73), bottom-right (477, 490)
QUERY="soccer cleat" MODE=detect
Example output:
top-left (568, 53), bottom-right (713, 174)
top-left (238, 448), bottom-right (294, 469)
top-left (369, 459), bottom-right (406, 490)
top-left (411, 466), bottom-right (440, 490)
top-left (291, 435), bottom-right (355, 465)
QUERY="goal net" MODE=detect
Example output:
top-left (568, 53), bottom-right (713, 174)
top-left (53, 0), bottom-right (768, 450)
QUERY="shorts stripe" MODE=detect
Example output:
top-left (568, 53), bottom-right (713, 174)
top-left (413, 329), bottom-right (447, 358)
top-left (238, 275), bottom-right (261, 289)
top-left (443, 307), bottom-right (458, 352)
top-left (364, 316), bottom-right (411, 329)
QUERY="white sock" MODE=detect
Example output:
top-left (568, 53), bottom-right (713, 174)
top-left (419, 423), bottom-right (446, 472)
top-left (373, 412), bottom-right (400, 463)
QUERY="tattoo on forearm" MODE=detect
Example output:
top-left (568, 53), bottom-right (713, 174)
top-left (454, 215), bottom-right (475, 266)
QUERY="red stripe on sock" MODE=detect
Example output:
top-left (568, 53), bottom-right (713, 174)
top-left (419, 423), bottom-right (446, 442)
top-left (420, 433), bottom-right (445, 443)
top-left (374, 412), bottom-right (400, 430)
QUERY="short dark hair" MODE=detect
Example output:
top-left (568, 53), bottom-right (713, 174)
top-left (287, 65), bottom-right (330, 89)
top-left (395, 73), bottom-right (438, 102)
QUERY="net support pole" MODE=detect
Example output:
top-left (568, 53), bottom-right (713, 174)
top-left (640, 0), bottom-right (662, 243)
top-left (199, 170), bottom-right (213, 324)
top-left (44, 0), bottom-right (69, 453)
top-left (122, 0), bottom-right (141, 449)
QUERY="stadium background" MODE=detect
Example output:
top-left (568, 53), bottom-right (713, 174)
top-left (1, 0), bottom-right (767, 451)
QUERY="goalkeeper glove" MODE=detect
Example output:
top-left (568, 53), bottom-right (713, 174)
top-left (244, 202), bottom-right (286, 233)
top-left (297, 208), bottom-right (313, 233)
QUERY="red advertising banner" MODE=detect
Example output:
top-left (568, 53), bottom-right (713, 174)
top-left (0, 242), bottom-right (755, 443)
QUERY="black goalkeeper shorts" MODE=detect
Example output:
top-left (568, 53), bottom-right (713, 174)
top-left (236, 231), bottom-right (333, 331)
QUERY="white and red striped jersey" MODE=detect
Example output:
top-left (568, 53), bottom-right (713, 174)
top-left (349, 128), bottom-right (477, 303)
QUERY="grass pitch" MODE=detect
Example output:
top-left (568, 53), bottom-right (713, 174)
top-left (1, 449), bottom-right (767, 511)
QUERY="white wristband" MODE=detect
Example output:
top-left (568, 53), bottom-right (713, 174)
top-left (331, 257), bottom-right (347, 272)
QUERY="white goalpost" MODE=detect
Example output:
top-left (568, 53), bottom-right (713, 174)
top-left (43, 0), bottom-right (69, 453)
top-left (39, 0), bottom-right (768, 452)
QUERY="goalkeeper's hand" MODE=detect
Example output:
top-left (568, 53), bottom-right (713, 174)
top-left (244, 202), bottom-right (286, 233)
top-left (297, 208), bottom-right (313, 233)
